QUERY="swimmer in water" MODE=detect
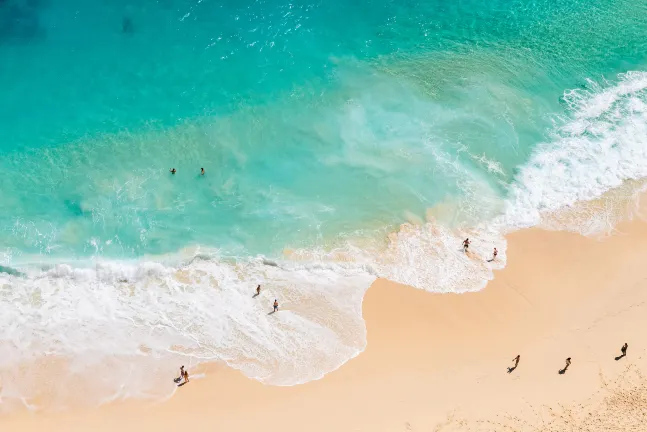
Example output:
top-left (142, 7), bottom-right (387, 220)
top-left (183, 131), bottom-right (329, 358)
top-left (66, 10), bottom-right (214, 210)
top-left (201, 168), bottom-right (205, 175)
top-left (170, 168), bottom-right (176, 174)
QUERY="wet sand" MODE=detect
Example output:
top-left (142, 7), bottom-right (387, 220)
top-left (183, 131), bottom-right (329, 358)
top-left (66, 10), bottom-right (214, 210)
top-left (3, 217), bottom-right (647, 431)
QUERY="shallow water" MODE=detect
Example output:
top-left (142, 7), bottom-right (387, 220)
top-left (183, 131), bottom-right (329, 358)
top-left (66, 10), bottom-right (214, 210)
top-left (1, 0), bottom-right (647, 411)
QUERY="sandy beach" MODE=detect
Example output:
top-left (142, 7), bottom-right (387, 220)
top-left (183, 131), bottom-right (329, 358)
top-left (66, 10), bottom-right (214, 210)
top-left (3, 214), bottom-right (647, 431)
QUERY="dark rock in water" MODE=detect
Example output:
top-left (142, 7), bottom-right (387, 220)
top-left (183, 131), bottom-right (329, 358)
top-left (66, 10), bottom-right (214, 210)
top-left (262, 259), bottom-right (278, 267)
top-left (122, 17), bottom-right (134, 34)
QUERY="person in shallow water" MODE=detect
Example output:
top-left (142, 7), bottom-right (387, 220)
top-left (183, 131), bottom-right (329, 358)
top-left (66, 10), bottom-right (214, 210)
top-left (462, 238), bottom-right (470, 252)
top-left (201, 168), bottom-right (205, 175)
top-left (273, 299), bottom-right (279, 312)
top-left (170, 168), bottom-right (176, 174)
top-left (256, 285), bottom-right (261, 296)
top-left (183, 369), bottom-right (189, 384)
top-left (488, 247), bottom-right (498, 262)
top-left (179, 365), bottom-right (184, 380)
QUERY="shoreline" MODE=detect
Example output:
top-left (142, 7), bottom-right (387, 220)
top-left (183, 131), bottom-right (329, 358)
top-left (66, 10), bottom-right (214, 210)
top-left (3, 215), bottom-right (647, 430)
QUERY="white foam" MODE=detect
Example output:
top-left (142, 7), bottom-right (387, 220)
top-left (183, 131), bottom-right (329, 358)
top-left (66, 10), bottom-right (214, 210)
top-left (359, 72), bottom-right (647, 294)
top-left (501, 71), bottom-right (647, 232)
top-left (0, 252), bottom-right (375, 410)
top-left (2, 72), bottom-right (647, 411)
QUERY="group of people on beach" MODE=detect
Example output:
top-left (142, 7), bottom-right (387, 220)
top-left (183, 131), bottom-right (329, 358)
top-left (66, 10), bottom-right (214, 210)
top-left (462, 238), bottom-right (497, 262)
top-left (177, 285), bottom-right (281, 387)
top-left (255, 285), bottom-right (280, 313)
top-left (178, 365), bottom-right (189, 384)
top-left (508, 343), bottom-right (628, 375)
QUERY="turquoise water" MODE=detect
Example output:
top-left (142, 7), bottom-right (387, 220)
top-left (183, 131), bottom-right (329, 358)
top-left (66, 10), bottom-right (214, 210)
top-left (2, 0), bottom-right (645, 260)
top-left (2, 0), bottom-right (647, 410)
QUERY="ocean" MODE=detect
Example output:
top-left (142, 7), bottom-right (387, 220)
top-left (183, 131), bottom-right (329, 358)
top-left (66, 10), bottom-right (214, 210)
top-left (1, 0), bottom-right (646, 410)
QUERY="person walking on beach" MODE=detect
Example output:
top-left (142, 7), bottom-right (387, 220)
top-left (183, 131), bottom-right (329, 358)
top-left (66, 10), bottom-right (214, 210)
top-left (179, 365), bottom-right (185, 380)
top-left (462, 238), bottom-right (470, 252)
top-left (201, 168), bottom-right (205, 175)
top-left (256, 285), bottom-right (261, 296)
top-left (488, 247), bottom-right (498, 262)
top-left (273, 299), bottom-right (279, 313)
top-left (183, 369), bottom-right (189, 384)
top-left (170, 168), bottom-right (177, 174)
top-left (508, 354), bottom-right (520, 373)
top-left (621, 342), bottom-right (628, 357)
top-left (560, 357), bottom-right (572, 374)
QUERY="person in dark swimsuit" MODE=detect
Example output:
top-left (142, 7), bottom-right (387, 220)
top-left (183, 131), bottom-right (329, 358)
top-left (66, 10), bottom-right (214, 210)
top-left (256, 285), bottom-right (261, 296)
top-left (170, 168), bottom-right (177, 174)
top-left (462, 238), bottom-right (470, 252)
top-left (273, 299), bottom-right (279, 313)
top-left (201, 168), bottom-right (205, 175)
top-left (488, 247), bottom-right (498, 262)
top-left (508, 354), bottom-right (520, 373)
top-left (621, 343), bottom-right (628, 356)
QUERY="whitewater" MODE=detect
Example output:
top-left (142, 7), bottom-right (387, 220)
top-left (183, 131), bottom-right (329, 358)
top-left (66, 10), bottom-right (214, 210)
top-left (1, 71), bottom-right (647, 410)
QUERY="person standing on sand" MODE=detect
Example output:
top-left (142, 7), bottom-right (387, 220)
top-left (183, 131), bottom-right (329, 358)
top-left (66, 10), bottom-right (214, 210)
top-left (563, 357), bottom-right (572, 373)
top-left (179, 365), bottom-right (184, 380)
top-left (508, 355), bottom-right (520, 373)
top-left (462, 238), bottom-right (470, 252)
top-left (183, 369), bottom-right (189, 384)
top-left (273, 299), bottom-right (279, 313)
top-left (621, 343), bottom-right (628, 356)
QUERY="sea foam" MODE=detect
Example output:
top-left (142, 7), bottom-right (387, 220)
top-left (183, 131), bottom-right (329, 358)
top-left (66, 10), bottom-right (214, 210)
top-left (2, 72), bottom-right (647, 411)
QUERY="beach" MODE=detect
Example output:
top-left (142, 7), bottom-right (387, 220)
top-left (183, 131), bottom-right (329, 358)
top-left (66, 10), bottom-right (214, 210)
top-left (2, 0), bottom-right (647, 429)
top-left (2, 209), bottom-right (647, 431)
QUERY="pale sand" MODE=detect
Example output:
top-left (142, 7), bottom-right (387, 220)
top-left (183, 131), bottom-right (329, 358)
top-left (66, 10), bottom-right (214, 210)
top-left (3, 218), bottom-right (647, 430)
